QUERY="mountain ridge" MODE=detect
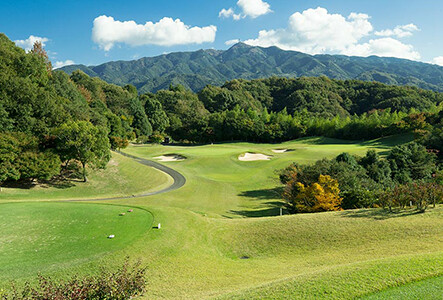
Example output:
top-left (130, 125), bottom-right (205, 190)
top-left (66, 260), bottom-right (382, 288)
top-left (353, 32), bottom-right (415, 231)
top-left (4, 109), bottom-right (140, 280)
top-left (60, 43), bottom-right (443, 93)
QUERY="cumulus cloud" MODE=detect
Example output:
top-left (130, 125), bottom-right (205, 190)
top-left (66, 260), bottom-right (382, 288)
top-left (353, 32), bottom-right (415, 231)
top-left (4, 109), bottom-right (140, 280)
top-left (14, 35), bottom-right (49, 51)
top-left (219, 8), bottom-right (241, 20)
top-left (237, 0), bottom-right (272, 18)
top-left (53, 60), bottom-right (75, 69)
top-left (92, 15), bottom-right (217, 51)
top-left (219, 0), bottom-right (271, 21)
top-left (245, 8), bottom-right (372, 53)
top-left (343, 38), bottom-right (420, 60)
top-left (225, 39), bottom-right (240, 46)
top-left (244, 7), bottom-right (420, 60)
top-left (431, 56), bottom-right (443, 66)
top-left (375, 23), bottom-right (419, 38)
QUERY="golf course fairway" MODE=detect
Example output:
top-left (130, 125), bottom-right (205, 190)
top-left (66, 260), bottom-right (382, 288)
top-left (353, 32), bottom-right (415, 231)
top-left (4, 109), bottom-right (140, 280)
top-left (0, 135), bottom-right (442, 299)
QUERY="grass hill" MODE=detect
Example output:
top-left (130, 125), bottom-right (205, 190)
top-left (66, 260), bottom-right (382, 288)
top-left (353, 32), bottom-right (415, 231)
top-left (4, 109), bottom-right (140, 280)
top-left (3, 135), bottom-right (442, 299)
top-left (60, 43), bottom-right (443, 93)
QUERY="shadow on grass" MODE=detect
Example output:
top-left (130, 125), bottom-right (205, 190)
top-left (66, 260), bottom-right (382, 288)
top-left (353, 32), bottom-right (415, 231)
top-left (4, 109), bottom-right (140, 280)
top-left (238, 186), bottom-right (283, 200)
top-left (2, 178), bottom-right (77, 190)
top-left (340, 208), bottom-right (425, 220)
top-left (228, 187), bottom-right (285, 217)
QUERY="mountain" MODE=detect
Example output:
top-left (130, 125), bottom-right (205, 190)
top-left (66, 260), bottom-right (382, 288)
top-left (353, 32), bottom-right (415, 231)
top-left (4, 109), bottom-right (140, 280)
top-left (61, 43), bottom-right (443, 93)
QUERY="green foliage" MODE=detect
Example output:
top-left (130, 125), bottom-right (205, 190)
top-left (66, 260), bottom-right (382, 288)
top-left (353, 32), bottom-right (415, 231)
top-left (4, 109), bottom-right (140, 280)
top-left (280, 143), bottom-right (441, 212)
top-left (52, 121), bottom-right (111, 181)
top-left (388, 142), bottom-right (436, 183)
top-left (0, 133), bottom-right (60, 183)
top-left (142, 94), bottom-right (169, 133)
top-left (129, 98), bottom-right (152, 137)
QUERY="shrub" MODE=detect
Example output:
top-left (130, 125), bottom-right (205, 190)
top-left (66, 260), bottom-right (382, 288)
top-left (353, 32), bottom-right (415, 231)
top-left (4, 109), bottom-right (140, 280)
top-left (4, 259), bottom-right (146, 300)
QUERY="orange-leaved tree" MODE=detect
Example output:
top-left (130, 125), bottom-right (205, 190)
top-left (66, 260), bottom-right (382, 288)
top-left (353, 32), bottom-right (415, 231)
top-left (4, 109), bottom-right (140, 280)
top-left (283, 174), bottom-right (342, 213)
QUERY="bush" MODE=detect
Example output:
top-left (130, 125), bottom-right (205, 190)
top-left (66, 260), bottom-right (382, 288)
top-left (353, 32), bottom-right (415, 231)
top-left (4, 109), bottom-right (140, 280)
top-left (3, 259), bottom-right (146, 300)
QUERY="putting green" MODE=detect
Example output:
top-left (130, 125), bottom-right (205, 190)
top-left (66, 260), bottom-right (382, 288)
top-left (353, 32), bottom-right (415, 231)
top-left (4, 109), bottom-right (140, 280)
top-left (0, 202), bottom-right (153, 282)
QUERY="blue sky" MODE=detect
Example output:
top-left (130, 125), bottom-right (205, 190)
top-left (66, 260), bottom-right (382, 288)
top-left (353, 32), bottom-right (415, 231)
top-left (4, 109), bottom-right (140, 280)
top-left (1, 0), bottom-right (443, 67)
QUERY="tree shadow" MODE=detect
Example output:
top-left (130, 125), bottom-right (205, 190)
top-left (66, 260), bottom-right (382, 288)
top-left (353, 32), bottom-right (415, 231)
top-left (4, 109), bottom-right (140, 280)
top-left (2, 177), bottom-right (77, 190)
top-left (238, 186), bottom-right (283, 200)
top-left (228, 187), bottom-right (286, 218)
top-left (340, 208), bottom-right (425, 220)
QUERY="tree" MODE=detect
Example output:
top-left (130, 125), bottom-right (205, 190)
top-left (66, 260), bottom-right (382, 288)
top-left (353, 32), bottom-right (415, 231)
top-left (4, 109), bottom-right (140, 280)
top-left (17, 151), bottom-right (61, 181)
top-left (53, 121), bottom-right (111, 182)
top-left (30, 41), bottom-right (52, 75)
top-left (0, 133), bottom-right (20, 184)
top-left (283, 174), bottom-right (342, 213)
top-left (129, 98), bottom-right (152, 137)
top-left (142, 95), bottom-right (169, 133)
top-left (388, 142), bottom-right (436, 183)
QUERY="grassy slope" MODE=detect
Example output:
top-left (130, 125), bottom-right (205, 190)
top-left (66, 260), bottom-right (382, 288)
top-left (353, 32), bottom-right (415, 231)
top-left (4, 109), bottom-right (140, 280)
top-left (0, 152), bottom-right (173, 201)
top-left (361, 276), bottom-right (443, 299)
top-left (2, 134), bottom-right (442, 299)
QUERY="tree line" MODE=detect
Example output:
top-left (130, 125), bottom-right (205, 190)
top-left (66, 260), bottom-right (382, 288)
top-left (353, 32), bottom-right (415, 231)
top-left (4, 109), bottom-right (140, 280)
top-left (279, 143), bottom-right (443, 214)
top-left (1, 32), bottom-right (442, 186)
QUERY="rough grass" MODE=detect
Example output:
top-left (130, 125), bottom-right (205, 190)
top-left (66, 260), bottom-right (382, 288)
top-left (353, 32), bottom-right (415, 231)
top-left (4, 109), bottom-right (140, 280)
top-left (361, 275), bottom-right (443, 299)
top-left (2, 134), bottom-right (441, 299)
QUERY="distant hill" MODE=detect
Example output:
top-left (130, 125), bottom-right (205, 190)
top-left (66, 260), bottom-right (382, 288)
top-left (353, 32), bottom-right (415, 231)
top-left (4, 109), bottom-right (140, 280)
top-left (61, 43), bottom-right (443, 93)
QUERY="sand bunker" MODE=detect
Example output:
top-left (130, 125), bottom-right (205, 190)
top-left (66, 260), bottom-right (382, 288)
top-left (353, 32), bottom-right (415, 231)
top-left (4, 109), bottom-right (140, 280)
top-left (238, 153), bottom-right (271, 161)
top-left (272, 149), bottom-right (288, 153)
top-left (154, 154), bottom-right (186, 162)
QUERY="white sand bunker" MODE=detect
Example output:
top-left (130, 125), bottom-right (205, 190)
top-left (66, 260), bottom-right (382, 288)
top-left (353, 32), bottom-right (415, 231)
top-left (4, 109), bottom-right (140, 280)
top-left (272, 149), bottom-right (288, 153)
top-left (238, 153), bottom-right (272, 161)
top-left (154, 154), bottom-right (186, 162)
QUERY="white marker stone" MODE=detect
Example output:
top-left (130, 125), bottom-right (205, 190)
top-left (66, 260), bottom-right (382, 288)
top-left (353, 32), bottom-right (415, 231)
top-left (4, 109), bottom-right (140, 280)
top-left (158, 223), bottom-right (161, 229)
top-left (108, 235), bottom-right (115, 239)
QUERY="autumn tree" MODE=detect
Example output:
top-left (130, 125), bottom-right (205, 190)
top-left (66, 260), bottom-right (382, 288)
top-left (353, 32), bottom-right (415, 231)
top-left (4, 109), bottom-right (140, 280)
top-left (31, 41), bottom-right (52, 74)
top-left (283, 174), bottom-right (342, 213)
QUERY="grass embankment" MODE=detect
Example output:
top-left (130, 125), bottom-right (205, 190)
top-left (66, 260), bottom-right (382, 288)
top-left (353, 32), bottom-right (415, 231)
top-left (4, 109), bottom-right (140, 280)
top-left (3, 134), bottom-right (442, 299)
top-left (0, 152), bottom-right (173, 201)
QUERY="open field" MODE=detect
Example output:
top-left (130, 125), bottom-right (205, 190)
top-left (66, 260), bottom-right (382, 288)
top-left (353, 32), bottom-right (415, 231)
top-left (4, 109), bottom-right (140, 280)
top-left (1, 134), bottom-right (442, 299)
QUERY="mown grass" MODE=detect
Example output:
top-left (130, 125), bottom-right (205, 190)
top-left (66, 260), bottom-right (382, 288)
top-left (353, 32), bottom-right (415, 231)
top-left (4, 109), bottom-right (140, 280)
top-left (0, 152), bottom-right (173, 201)
top-left (0, 202), bottom-right (152, 284)
top-left (2, 134), bottom-right (441, 299)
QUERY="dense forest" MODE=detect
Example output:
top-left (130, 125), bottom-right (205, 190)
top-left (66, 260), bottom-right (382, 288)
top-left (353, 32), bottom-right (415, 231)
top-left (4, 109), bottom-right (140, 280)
top-left (61, 42), bottom-right (443, 93)
top-left (0, 33), bottom-right (442, 186)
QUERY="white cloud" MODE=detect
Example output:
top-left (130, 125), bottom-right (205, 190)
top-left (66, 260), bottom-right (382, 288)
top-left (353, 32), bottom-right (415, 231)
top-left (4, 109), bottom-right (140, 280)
top-left (92, 15), bottom-right (217, 51)
top-left (375, 23), bottom-right (419, 38)
top-left (14, 35), bottom-right (49, 51)
top-left (53, 60), bottom-right (75, 69)
top-left (219, 8), bottom-right (242, 21)
top-left (237, 0), bottom-right (272, 18)
top-left (343, 38), bottom-right (420, 60)
top-left (245, 7), bottom-right (372, 53)
top-left (431, 56), bottom-right (443, 66)
top-left (244, 7), bottom-right (420, 60)
top-left (225, 39), bottom-right (240, 46)
top-left (219, 0), bottom-right (271, 21)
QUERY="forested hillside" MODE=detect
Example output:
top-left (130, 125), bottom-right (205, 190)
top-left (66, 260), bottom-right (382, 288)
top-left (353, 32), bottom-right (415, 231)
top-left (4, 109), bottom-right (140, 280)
top-left (60, 42), bottom-right (443, 93)
top-left (1, 33), bottom-right (442, 186)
